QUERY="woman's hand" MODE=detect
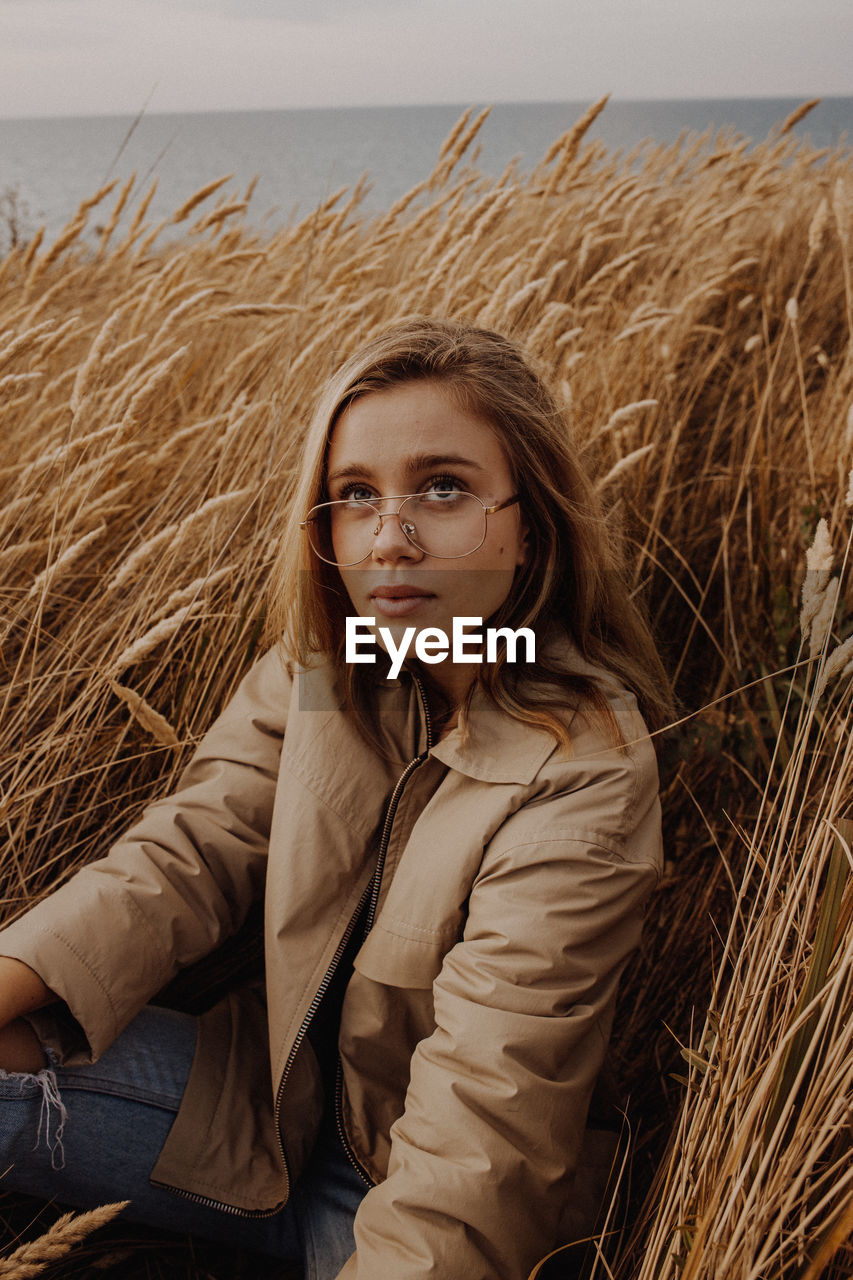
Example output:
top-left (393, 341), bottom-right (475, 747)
top-left (0, 956), bottom-right (54, 1073)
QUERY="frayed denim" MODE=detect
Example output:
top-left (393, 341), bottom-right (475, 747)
top-left (0, 1005), bottom-right (365, 1279)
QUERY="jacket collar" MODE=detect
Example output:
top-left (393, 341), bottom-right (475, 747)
top-left (296, 653), bottom-right (569, 787)
top-left (352, 669), bottom-right (558, 785)
top-left (414, 631), bottom-right (609, 785)
top-left (428, 684), bottom-right (558, 785)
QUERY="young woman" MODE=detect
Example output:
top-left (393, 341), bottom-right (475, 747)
top-left (0, 318), bottom-right (671, 1279)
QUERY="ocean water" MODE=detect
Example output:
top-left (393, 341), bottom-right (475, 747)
top-left (0, 97), bottom-right (850, 245)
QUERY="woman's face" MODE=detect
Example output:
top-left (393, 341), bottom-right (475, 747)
top-left (324, 380), bottom-right (528, 704)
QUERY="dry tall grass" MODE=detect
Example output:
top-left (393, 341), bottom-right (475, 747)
top-left (1, 101), bottom-right (851, 1277)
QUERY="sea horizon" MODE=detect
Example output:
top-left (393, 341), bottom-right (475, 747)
top-left (2, 91), bottom-right (851, 124)
top-left (1, 95), bottom-right (850, 244)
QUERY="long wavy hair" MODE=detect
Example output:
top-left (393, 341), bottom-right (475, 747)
top-left (265, 316), bottom-right (673, 749)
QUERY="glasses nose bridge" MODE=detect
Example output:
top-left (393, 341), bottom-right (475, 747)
top-left (370, 496), bottom-right (414, 536)
top-left (372, 493), bottom-right (408, 516)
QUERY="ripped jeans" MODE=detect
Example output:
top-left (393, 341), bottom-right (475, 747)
top-left (0, 1005), bottom-right (366, 1279)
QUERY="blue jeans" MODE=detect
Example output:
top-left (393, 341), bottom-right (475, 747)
top-left (0, 1005), bottom-right (367, 1279)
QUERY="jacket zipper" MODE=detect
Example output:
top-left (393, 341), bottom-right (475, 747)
top-left (157, 876), bottom-right (375, 1216)
top-left (334, 672), bottom-right (435, 1185)
top-left (150, 1182), bottom-right (283, 1218)
top-left (161, 674), bottom-right (434, 1212)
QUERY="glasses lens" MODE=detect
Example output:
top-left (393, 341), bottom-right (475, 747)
top-left (399, 492), bottom-right (486, 558)
top-left (306, 499), bottom-right (378, 566)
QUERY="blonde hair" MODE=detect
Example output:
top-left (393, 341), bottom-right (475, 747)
top-left (265, 316), bottom-right (673, 748)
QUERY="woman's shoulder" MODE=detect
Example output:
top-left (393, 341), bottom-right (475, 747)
top-left (233, 645), bottom-right (343, 712)
top-left (225, 644), bottom-right (295, 715)
top-left (543, 641), bottom-right (659, 798)
top-left (447, 639), bottom-right (661, 852)
top-left (536, 691), bottom-right (660, 854)
top-left (516, 632), bottom-right (657, 758)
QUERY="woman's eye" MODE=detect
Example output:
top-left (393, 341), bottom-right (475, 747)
top-left (339, 484), bottom-right (375, 503)
top-left (424, 474), bottom-right (464, 497)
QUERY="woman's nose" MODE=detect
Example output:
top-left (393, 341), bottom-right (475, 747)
top-left (370, 509), bottom-right (423, 563)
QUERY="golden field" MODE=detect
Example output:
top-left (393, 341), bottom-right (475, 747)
top-left (1, 99), bottom-right (852, 1278)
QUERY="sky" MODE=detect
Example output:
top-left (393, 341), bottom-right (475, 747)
top-left (1, 0), bottom-right (851, 120)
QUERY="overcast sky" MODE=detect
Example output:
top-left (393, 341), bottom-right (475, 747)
top-left (2, 0), bottom-right (851, 119)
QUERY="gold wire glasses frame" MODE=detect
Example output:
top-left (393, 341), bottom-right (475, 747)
top-left (300, 493), bottom-right (520, 567)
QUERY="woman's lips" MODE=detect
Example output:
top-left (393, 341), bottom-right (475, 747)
top-left (368, 586), bottom-right (435, 619)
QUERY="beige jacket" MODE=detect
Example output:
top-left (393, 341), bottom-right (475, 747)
top-left (0, 644), bottom-right (662, 1279)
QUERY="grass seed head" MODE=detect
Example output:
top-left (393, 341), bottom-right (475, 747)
top-left (806, 518), bottom-right (834, 575)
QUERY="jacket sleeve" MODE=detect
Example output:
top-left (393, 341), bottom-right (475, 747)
top-left (0, 645), bottom-right (291, 1063)
top-left (342, 733), bottom-right (662, 1280)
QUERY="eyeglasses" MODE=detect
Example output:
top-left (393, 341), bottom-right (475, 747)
top-left (301, 492), bottom-right (520, 567)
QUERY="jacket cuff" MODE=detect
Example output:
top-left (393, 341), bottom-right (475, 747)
top-left (22, 1002), bottom-right (91, 1066)
top-left (0, 919), bottom-right (121, 1063)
